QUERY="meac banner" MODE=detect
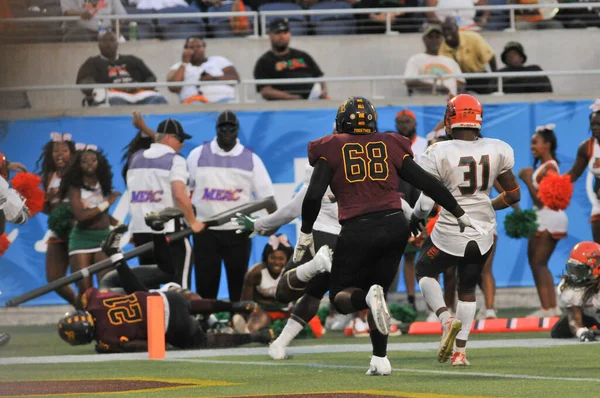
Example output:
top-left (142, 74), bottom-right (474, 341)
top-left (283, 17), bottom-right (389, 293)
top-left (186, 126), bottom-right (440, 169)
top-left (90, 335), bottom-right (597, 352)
top-left (0, 100), bottom-right (595, 305)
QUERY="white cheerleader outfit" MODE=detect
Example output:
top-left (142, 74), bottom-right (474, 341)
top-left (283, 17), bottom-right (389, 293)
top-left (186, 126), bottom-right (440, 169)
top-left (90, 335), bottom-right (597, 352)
top-left (585, 138), bottom-right (600, 221)
top-left (532, 160), bottom-right (568, 239)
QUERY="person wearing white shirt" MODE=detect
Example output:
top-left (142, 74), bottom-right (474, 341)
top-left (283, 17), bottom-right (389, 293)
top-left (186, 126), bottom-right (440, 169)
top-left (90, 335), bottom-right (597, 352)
top-left (404, 24), bottom-right (464, 96)
top-left (167, 37), bottom-right (240, 104)
top-left (425, 0), bottom-right (491, 31)
top-left (187, 110), bottom-right (277, 301)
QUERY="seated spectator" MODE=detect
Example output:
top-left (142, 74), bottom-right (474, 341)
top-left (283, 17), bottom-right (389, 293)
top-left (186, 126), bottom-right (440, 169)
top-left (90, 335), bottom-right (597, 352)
top-left (404, 24), bottom-right (464, 96)
top-left (425, 0), bottom-right (491, 31)
top-left (167, 37), bottom-right (240, 104)
top-left (253, 18), bottom-right (328, 100)
top-left (555, 0), bottom-right (600, 29)
top-left (353, 0), bottom-right (424, 34)
top-left (509, 0), bottom-right (563, 30)
top-left (60, 0), bottom-right (127, 42)
top-left (439, 16), bottom-right (497, 94)
top-left (76, 31), bottom-right (168, 106)
top-left (129, 0), bottom-right (190, 9)
top-left (498, 41), bottom-right (553, 94)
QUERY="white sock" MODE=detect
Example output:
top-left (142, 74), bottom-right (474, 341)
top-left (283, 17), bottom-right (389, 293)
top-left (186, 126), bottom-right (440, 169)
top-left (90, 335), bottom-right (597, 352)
top-left (110, 253), bottom-right (124, 263)
top-left (295, 258), bottom-right (321, 282)
top-left (272, 318), bottom-right (304, 347)
top-left (419, 277), bottom-right (447, 314)
top-left (455, 300), bottom-right (476, 341)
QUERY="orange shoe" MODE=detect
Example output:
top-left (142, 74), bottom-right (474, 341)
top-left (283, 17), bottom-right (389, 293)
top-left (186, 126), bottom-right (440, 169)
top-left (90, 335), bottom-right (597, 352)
top-left (450, 351), bottom-right (470, 366)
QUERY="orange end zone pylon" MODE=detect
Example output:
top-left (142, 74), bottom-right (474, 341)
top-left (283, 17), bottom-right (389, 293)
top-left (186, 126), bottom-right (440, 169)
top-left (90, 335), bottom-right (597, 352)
top-left (407, 316), bottom-right (560, 335)
top-left (147, 295), bottom-right (166, 359)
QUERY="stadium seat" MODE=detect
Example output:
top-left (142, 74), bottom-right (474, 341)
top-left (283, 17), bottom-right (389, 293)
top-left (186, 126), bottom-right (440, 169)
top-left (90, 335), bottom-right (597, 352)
top-left (155, 5), bottom-right (206, 40)
top-left (207, 2), bottom-right (255, 38)
top-left (309, 1), bottom-right (356, 35)
top-left (258, 3), bottom-right (309, 36)
top-left (484, 0), bottom-right (510, 31)
top-left (124, 7), bottom-right (157, 40)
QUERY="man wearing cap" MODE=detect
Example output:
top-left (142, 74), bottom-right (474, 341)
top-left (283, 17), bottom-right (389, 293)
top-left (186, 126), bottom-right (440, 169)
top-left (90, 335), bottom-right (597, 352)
top-left (404, 24), bottom-right (464, 96)
top-left (126, 118), bottom-right (203, 288)
top-left (187, 110), bottom-right (277, 301)
top-left (498, 41), bottom-right (552, 94)
top-left (253, 18), bottom-right (327, 101)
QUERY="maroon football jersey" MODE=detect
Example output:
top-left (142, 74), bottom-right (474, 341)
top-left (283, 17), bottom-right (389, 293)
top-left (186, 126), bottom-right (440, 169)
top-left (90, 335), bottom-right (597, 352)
top-left (82, 287), bottom-right (157, 352)
top-left (308, 132), bottom-right (413, 221)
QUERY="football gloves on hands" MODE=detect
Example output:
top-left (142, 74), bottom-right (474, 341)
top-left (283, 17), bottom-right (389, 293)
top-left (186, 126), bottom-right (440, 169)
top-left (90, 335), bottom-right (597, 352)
top-left (577, 328), bottom-right (596, 342)
top-left (231, 213), bottom-right (257, 237)
top-left (457, 214), bottom-right (488, 234)
top-left (409, 214), bottom-right (426, 238)
top-left (293, 231), bottom-right (315, 263)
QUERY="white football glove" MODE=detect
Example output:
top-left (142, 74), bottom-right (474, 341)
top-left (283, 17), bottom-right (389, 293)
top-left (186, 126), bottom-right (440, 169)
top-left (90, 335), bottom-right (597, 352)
top-left (2, 188), bottom-right (28, 225)
top-left (457, 214), bottom-right (488, 235)
top-left (293, 231), bottom-right (315, 263)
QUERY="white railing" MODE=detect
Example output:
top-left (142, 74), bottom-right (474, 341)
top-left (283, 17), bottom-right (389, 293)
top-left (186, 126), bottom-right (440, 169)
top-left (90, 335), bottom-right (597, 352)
top-left (1, 2), bottom-right (599, 38)
top-left (2, 69), bottom-right (599, 104)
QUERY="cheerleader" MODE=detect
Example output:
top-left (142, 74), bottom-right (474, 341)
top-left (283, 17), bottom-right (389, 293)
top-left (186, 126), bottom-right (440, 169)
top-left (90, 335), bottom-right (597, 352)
top-left (566, 100), bottom-right (600, 242)
top-left (58, 144), bottom-right (120, 297)
top-left (519, 125), bottom-right (566, 317)
top-left (35, 132), bottom-right (77, 306)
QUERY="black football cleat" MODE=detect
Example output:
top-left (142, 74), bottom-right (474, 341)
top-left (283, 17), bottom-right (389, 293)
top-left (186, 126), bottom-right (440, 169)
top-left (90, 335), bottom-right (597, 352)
top-left (231, 300), bottom-right (259, 315)
top-left (101, 224), bottom-right (128, 257)
top-left (0, 333), bottom-right (10, 348)
top-left (144, 207), bottom-right (184, 231)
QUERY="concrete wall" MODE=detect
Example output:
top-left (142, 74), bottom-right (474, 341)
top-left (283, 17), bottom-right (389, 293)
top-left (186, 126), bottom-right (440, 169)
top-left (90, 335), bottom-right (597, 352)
top-left (1, 29), bottom-right (598, 110)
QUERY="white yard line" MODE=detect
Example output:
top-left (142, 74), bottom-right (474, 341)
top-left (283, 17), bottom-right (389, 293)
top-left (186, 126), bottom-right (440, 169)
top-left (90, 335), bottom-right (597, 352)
top-left (0, 338), bottom-right (585, 366)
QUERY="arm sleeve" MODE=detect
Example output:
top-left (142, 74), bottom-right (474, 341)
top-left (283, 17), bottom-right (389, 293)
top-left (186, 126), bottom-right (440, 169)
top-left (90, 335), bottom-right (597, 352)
top-left (401, 197), bottom-right (413, 219)
top-left (308, 138), bottom-right (327, 167)
top-left (215, 56), bottom-right (233, 69)
top-left (413, 193), bottom-right (436, 218)
top-left (254, 185), bottom-right (306, 232)
top-left (251, 154), bottom-right (275, 199)
top-left (170, 155), bottom-right (189, 184)
top-left (301, 158), bottom-right (331, 233)
top-left (254, 56), bottom-right (273, 93)
top-left (499, 142), bottom-right (515, 174)
top-left (399, 157), bottom-right (459, 214)
top-left (186, 146), bottom-right (202, 190)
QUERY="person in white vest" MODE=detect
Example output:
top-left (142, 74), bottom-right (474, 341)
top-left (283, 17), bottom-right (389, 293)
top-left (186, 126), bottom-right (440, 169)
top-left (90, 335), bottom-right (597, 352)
top-left (187, 110), bottom-right (277, 301)
top-left (125, 118), bottom-right (203, 289)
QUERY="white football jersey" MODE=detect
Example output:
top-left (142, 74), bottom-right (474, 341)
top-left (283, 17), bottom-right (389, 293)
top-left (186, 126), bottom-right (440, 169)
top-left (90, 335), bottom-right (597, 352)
top-left (418, 138), bottom-right (515, 256)
top-left (558, 279), bottom-right (600, 324)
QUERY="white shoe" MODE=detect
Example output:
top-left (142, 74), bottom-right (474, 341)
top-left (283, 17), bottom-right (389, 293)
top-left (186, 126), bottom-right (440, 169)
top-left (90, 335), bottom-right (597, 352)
top-left (314, 245), bottom-right (333, 274)
top-left (365, 355), bottom-right (391, 376)
top-left (438, 316), bottom-right (462, 363)
top-left (268, 343), bottom-right (288, 360)
top-left (390, 316), bottom-right (403, 325)
top-left (366, 285), bottom-right (390, 335)
top-left (451, 351), bottom-right (470, 366)
top-left (526, 308), bottom-right (554, 318)
top-left (477, 308), bottom-right (497, 320)
top-left (352, 317), bottom-right (370, 337)
top-left (326, 313), bottom-right (353, 331)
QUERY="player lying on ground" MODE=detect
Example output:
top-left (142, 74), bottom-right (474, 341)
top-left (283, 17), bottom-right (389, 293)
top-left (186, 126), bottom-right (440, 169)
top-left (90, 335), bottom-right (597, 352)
top-left (410, 94), bottom-right (520, 366)
top-left (551, 241), bottom-right (600, 342)
top-left (297, 96), bottom-right (484, 376)
top-left (57, 210), bottom-right (272, 353)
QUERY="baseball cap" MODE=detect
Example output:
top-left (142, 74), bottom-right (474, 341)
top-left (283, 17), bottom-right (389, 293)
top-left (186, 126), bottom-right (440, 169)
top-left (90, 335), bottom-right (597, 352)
top-left (423, 24), bottom-right (442, 37)
top-left (157, 118), bottom-right (192, 141)
top-left (216, 110), bottom-right (239, 127)
top-left (268, 18), bottom-right (290, 34)
top-left (395, 109), bottom-right (416, 120)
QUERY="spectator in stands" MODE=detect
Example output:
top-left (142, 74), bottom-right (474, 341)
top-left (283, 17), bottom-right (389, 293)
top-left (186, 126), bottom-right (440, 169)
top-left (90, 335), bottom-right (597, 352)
top-left (128, 0), bottom-right (190, 9)
top-left (353, 0), bottom-right (424, 34)
top-left (555, 0), bottom-right (600, 29)
top-left (253, 18), bottom-right (328, 100)
top-left (498, 42), bottom-right (553, 94)
top-left (167, 37), bottom-right (240, 104)
top-left (76, 31), bottom-right (168, 106)
top-left (439, 16), bottom-right (497, 94)
top-left (509, 0), bottom-right (563, 29)
top-left (425, 0), bottom-right (491, 31)
top-left (404, 24), bottom-right (464, 96)
top-left (60, 0), bottom-right (127, 42)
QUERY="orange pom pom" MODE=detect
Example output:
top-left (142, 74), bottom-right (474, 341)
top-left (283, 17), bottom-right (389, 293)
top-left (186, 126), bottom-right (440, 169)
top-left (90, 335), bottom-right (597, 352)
top-left (426, 214), bottom-right (439, 235)
top-left (537, 172), bottom-right (574, 211)
top-left (0, 233), bottom-right (10, 257)
top-left (10, 172), bottom-right (44, 216)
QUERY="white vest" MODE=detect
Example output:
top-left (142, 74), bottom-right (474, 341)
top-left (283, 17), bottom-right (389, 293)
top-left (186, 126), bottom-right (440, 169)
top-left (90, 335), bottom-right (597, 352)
top-left (191, 142), bottom-right (256, 230)
top-left (127, 149), bottom-right (179, 233)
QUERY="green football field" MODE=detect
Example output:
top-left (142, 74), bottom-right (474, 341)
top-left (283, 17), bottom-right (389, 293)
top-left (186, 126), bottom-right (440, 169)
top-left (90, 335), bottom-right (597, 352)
top-left (0, 323), bottom-right (597, 398)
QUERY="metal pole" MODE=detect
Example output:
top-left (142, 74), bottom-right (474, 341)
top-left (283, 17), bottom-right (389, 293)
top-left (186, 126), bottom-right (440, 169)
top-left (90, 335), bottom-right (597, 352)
top-left (115, 17), bottom-right (120, 38)
top-left (252, 12), bottom-right (259, 38)
top-left (385, 11), bottom-right (392, 35)
top-left (508, 8), bottom-right (516, 31)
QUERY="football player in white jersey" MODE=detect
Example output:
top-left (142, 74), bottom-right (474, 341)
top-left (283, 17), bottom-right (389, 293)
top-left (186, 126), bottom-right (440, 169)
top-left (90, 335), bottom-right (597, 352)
top-left (410, 94), bottom-right (521, 366)
top-left (566, 102), bottom-right (600, 243)
top-left (551, 241), bottom-right (600, 342)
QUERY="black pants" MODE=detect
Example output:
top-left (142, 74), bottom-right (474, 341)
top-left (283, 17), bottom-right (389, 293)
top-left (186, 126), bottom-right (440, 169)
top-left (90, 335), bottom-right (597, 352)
top-left (329, 210), bottom-right (410, 300)
top-left (193, 229), bottom-right (252, 301)
top-left (550, 315), bottom-right (600, 339)
top-left (131, 232), bottom-right (193, 289)
top-left (165, 291), bottom-right (206, 349)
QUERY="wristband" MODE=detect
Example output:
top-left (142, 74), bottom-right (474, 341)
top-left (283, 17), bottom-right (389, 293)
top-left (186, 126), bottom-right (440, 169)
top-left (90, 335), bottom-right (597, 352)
top-left (97, 201), bottom-right (109, 212)
top-left (576, 327), bottom-right (589, 338)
